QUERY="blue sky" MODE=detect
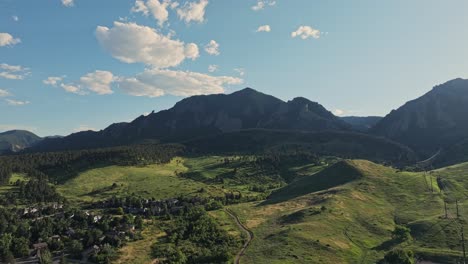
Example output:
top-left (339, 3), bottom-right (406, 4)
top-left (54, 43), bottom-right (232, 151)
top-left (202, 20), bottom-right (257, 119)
top-left (1, 0), bottom-right (468, 136)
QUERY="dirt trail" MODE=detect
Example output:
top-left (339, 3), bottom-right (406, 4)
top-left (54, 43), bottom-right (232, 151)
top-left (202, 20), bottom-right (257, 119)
top-left (225, 208), bottom-right (254, 264)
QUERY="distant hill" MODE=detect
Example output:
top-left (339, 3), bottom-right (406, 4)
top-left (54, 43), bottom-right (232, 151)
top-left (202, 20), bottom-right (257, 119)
top-left (0, 130), bottom-right (42, 154)
top-left (32, 88), bottom-right (351, 152)
top-left (371, 78), bottom-right (468, 157)
top-left (267, 160), bottom-right (363, 203)
top-left (341, 116), bottom-right (382, 132)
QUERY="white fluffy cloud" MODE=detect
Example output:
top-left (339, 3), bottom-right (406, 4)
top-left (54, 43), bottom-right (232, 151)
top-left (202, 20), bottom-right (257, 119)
top-left (291, 26), bottom-right (321, 40)
top-left (44, 70), bottom-right (115, 95)
top-left (118, 77), bottom-right (164, 98)
top-left (0, 89), bottom-right (11, 97)
top-left (80, 70), bottom-right (115, 95)
top-left (0, 87), bottom-right (28, 107)
top-left (184, 43), bottom-right (200, 60)
top-left (12, 16), bottom-right (19, 22)
top-left (6, 99), bottom-right (29, 106)
top-left (208, 64), bottom-right (219, 72)
top-left (256, 25), bottom-right (271, 32)
top-left (96, 22), bottom-right (199, 68)
top-left (132, 0), bottom-right (173, 26)
top-left (204, 40), bottom-right (219, 55)
top-left (176, 0), bottom-right (208, 24)
top-left (0, 63), bottom-right (30, 80)
top-left (0, 33), bottom-right (21, 47)
top-left (44, 68), bottom-right (242, 98)
top-left (61, 0), bottom-right (74, 7)
top-left (252, 0), bottom-right (276, 11)
top-left (119, 68), bottom-right (243, 97)
top-left (43, 76), bottom-right (64, 86)
top-left (132, 0), bottom-right (149, 15)
top-left (60, 83), bottom-right (82, 94)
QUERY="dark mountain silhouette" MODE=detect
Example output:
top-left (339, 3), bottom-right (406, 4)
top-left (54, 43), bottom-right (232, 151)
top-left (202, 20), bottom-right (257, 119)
top-left (32, 88), bottom-right (351, 152)
top-left (371, 78), bottom-right (468, 157)
top-left (0, 130), bottom-right (42, 154)
top-left (341, 116), bottom-right (382, 132)
top-left (185, 129), bottom-right (417, 165)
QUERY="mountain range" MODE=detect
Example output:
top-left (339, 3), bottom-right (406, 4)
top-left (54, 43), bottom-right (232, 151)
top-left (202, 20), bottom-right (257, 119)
top-left (340, 116), bottom-right (382, 132)
top-left (32, 88), bottom-right (352, 151)
top-left (4, 78), bottom-right (468, 167)
top-left (0, 130), bottom-right (42, 154)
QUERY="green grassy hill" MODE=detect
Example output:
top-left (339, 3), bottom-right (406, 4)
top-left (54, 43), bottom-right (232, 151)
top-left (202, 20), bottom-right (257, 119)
top-left (226, 160), bottom-right (464, 263)
top-left (267, 161), bottom-right (363, 204)
top-left (57, 158), bottom-right (222, 203)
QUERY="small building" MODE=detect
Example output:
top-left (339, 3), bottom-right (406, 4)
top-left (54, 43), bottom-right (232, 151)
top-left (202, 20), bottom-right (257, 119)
top-left (33, 242), bottom-right (48, 251)
top-left (170, 206), bottom-right (184, 214)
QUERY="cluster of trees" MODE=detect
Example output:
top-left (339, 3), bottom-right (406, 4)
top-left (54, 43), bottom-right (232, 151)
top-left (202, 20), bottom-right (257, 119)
top-left (251, 152), bottom-right (319, 170)
top-left (0, 143), bottom-right (185, 185)
top-left (2, 178), bottom-right (64, 205)
top-left (383, 248), bottom-right (414, 264)
top-left (94, 194), bottom-right (225, 218)
top-left (152, 206), bottom-right (239, 264)
top-left (250, 183), bottom-right (281, 193)
top-left (0, 205), bottom-right (143, 263)
top-left (0, 162), bottom-right (12, 185)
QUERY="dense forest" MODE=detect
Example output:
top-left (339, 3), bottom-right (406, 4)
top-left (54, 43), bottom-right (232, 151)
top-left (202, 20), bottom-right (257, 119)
top-left (152, 206), bottom-right (240, 264)
top-left (0, 143), bottom-right (185, 185)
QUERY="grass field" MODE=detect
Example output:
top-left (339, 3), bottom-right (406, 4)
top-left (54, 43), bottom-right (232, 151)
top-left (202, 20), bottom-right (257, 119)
top-left (209, 209), bottom-right (244, 239)
top-left (57, 158), bottom-right (221, 202)
top-left (183, 155), bottom-right (283, 194)
top-left (116, 221), bottom-right (165, 264)
top-left (0, 173), bottom-right (27, 195)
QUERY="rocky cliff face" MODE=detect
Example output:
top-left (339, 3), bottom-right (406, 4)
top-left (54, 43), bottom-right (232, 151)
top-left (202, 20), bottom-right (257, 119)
top-left (371, 78), bottom-right (468, 156)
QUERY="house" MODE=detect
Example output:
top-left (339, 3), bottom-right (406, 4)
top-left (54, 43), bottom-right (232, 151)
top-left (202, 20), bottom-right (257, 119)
top-left (33, 242), bottom-right (48, 251)
top-left (66, 228), bottom-right (76, 236)
top-left (24, 207), bottom-right (39, 215)
top-left (93, 215), bottom-right (102, 223)
top-left (51, 203), bottom-right (63, 209)
top-left (170, 206), bottom-right (184, 214)
top-left (167, 198), bottom-right (179, 207)
top-left (50, 235), bottom-right (61, 241)
top-left (149, 206), bottom-right (163, 215)
top-left (83, 245), bottom-right (100, 257)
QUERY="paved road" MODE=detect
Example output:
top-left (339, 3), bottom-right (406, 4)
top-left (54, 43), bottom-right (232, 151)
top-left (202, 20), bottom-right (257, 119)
top-left (225, 208), bottom-right (254, 264)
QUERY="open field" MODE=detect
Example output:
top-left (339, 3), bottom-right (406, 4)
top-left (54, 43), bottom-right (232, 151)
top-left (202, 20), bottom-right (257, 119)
top-left (0, 173), bottom-right (27, 194)
top-left (57, 158), bottom-right (219, 202)
top-left (116, 222), bottom-right (165, 264)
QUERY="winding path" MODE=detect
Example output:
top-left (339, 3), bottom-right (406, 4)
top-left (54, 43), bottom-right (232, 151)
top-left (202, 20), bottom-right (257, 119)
top-left (225, 208), bottom-right (254, 264)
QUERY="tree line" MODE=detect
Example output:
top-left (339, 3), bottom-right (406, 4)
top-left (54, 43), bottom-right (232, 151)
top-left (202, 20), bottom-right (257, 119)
top-left (0, 143), bottom-right (185, 185)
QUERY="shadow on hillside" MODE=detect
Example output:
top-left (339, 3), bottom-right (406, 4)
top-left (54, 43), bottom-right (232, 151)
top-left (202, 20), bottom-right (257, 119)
top-left (48, 162), bottom-right (114, 184)
top-left (372, 239), bottom-right (399, 251)
top-left (261, 161), bottom-right (362, 205)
